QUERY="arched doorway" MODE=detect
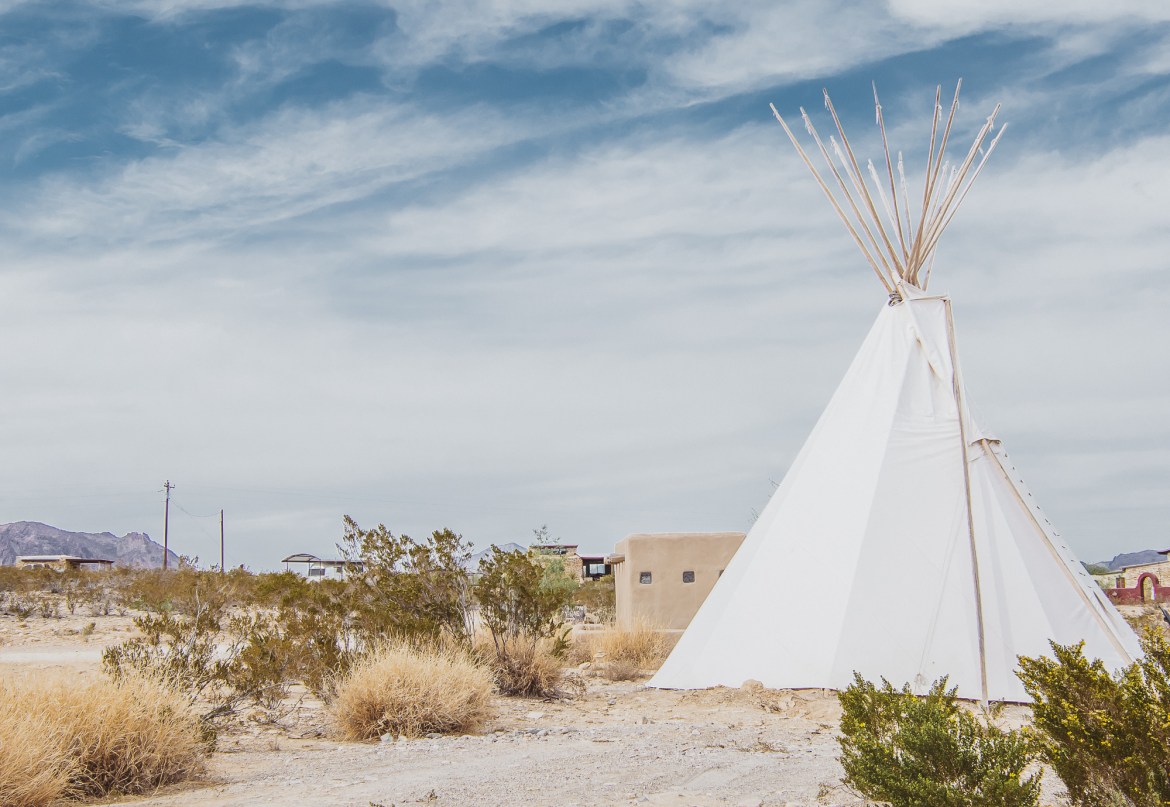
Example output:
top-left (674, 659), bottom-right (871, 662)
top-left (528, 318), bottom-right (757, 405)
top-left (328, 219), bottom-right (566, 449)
top-left (1141, 574), bottom-right (1157, 602)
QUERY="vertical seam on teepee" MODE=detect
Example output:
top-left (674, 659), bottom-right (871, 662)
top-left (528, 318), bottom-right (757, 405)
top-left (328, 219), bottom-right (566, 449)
top-left (981, 442), bottom-right (1135, 665)
top-left (942, 297), bottom-right (990, 706)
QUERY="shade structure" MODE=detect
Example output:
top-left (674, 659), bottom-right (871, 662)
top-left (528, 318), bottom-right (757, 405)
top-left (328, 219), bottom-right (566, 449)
top-left (649, 283), bottom-right (1140, 702)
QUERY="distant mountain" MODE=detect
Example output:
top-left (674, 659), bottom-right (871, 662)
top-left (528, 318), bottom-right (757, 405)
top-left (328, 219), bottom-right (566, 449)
top-left (465, 542), bottom-right (526, 571)
top-left (1096, 549), bottom-right (1167, 571)
top-left (0, 521), bottom-right (179, 568)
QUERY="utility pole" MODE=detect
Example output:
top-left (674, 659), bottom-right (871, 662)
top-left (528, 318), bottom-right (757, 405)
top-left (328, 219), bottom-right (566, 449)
top-left (163, 480), bottom-right (174, 570)
top-left (220, 509), bottom-right (225, 573)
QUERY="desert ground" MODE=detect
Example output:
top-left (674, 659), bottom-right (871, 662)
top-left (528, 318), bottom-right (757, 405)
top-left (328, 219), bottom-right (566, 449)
top-left (1, 609), bottom-right (1065, 807)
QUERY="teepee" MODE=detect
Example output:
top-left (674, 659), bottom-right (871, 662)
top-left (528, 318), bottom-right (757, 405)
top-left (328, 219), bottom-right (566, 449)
top-left (649, 82), bottom-right (1140, 703)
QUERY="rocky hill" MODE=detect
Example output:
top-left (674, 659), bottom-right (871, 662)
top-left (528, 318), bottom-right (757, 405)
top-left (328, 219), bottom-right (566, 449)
top-left (1096, 549), bottom-right (1166, 571)
top-left (0, 521), bottom-right (178, 568)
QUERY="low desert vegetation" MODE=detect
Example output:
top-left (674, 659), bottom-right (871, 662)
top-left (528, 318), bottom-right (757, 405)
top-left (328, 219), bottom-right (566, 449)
top-left (330, 642), bottom-right (494, 740)
top-left (0, 674), bottom-right (207, 806)
top-left (838, 674), bottom-right (1040, 807)
top-left (589, 620), bottom-right (676, 680)
top-left (91, 517), bottom-right (585, 740)
top-left (5, 514), bottom-right (606, 807)
top-left (1018, 630), bottom-right (1170, 807)
top-left (473, 546), bottom-right (576, 696)
top-left (839, 627), bottom-right (1170, 807)
top-left (573, 573), bottom-right (615, 621)
top-left (565, 619), bottom-right (676, 681)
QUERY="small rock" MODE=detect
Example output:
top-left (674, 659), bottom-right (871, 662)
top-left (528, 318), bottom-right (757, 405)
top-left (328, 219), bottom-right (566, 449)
top-left (606, 698), bottom-right (617, 706)
top-left (426, 733), bottom-right (443, 739)
top-left (379, 733), bottom-right (395, 744)
top-left (526, 711), bottom-right (545, 720)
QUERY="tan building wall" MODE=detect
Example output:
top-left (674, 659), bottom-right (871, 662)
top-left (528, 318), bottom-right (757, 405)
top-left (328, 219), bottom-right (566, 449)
top-left (607, 532), bottom-right (745, 631)
top-left (1114, 558), bottom-right (1170, 589)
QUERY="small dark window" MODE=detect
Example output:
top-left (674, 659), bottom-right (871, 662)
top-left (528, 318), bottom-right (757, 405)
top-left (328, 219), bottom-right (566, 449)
top-left (718, 569), bottom-right (724, 577)
top-left (639, 571), bottom-right (652, 584)
top-left (682, 570), bottom-right (695, 583)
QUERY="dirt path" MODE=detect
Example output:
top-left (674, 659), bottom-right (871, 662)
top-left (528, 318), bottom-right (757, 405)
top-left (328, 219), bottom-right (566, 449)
top-left (131, 685), bottom-right (852, 807)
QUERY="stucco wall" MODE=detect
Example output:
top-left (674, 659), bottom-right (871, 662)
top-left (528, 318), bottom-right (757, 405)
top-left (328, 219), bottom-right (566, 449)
top-left (1098, 556), bottom-right (1170, 604)
top-left (610, 532), bottom-right (745, 630)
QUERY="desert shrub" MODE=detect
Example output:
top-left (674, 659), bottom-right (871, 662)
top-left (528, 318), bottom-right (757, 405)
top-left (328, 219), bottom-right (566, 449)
top-left (538, 557), bottom-right (580, 602)
top-left (566, 630), bottom-right (598, 665)
top-left (573, 574), bottom-right (615, 620)
top-left (0, 675), bottom-right (206, 804)
top-left (250, 570), bottom-right (312, 608)
top-left (1018, 631), bottom-right (1170, 807)
top-left (273, 578), bottom-right (359, 699)
top-left (112, 562), bottom-right (238, 616)
top-left (4, 593), bottom-right (35, 619)
top-left (104, 588), bottom-right (307, 718)
top-left (330, 642), bottom-right (494, 740)
top-left (103, 597), bottom-right (230, 709)
top-left (474, 635), bottom-right (582, 698)
top-left (838, 674), bottom-right (1039, 807)
top-left (340, 517), bottom-right (475, 645)
top-left (474, 547), bottom-right (574, 696)
top-left (224, 613), bottom-right (299, 710)
top-left (593, 620), bottom-right (675, 678)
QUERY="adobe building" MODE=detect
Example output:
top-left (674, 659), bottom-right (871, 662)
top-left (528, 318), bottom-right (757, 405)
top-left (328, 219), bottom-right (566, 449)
top-left (1096, 549), bottom-right (1170, 604)
top-left (606, 532), bottom-right (745, 631)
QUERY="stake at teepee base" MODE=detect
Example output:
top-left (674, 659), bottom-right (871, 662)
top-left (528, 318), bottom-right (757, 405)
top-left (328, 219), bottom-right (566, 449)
top-left (649, 83), bottom-right (1139, 704)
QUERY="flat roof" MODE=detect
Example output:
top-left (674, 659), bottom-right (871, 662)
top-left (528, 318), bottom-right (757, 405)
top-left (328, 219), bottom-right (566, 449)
top-left (15, 555), bottom-right (114, 564)
top-left (281, 553), bottom-right (360, 567)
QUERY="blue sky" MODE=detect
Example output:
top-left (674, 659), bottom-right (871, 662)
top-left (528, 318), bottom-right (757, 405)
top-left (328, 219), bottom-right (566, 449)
top-left (0, 1), bottom-right (1167, 569)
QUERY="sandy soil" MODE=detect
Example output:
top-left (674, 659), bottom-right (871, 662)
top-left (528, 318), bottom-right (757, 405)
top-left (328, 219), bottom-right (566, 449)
top-left (0, 610), bottom-right (1061, 807)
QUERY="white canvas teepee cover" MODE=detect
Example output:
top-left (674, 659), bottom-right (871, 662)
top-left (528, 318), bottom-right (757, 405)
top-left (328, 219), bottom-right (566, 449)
top-left (649, 284), bottom-right (1140, 702)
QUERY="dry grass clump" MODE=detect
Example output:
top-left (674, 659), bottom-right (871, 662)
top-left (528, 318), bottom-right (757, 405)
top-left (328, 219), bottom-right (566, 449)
top-left (0, 697), bottom-right (72, 807)
top-left (592, 621), bottom-right (676, 679)
top-left (0, 674), bottom-right (207, 806)
top-left (475, 635), bottom-right (583, 698)
top-left (331, 642), bottom-right (494, 740)
top-left (566, 630), bottom-right (598, 666)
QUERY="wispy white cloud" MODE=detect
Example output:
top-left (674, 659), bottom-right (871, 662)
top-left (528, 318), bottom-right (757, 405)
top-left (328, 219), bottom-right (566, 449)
top-left (4, 99), bottom-right (524, 251)
top-left (0, 0), bottom-right (1166, 566)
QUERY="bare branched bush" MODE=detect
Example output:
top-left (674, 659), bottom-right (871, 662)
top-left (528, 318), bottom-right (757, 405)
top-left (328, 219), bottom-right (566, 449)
top-left (330, 642), bottom-right (494, 740)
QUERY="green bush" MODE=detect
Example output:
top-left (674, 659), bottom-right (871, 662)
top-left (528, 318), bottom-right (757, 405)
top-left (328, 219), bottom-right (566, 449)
top-left (339, 517), bottom-right (475, 645)
top-left (838, 674), bottom-right (1039, 807)
top-left (573, 574), bottom-right (615, 620)
top-left (1017, 631), bottom-right (1170, 807)
top-left (474, 547), bottom-right (574, 696)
